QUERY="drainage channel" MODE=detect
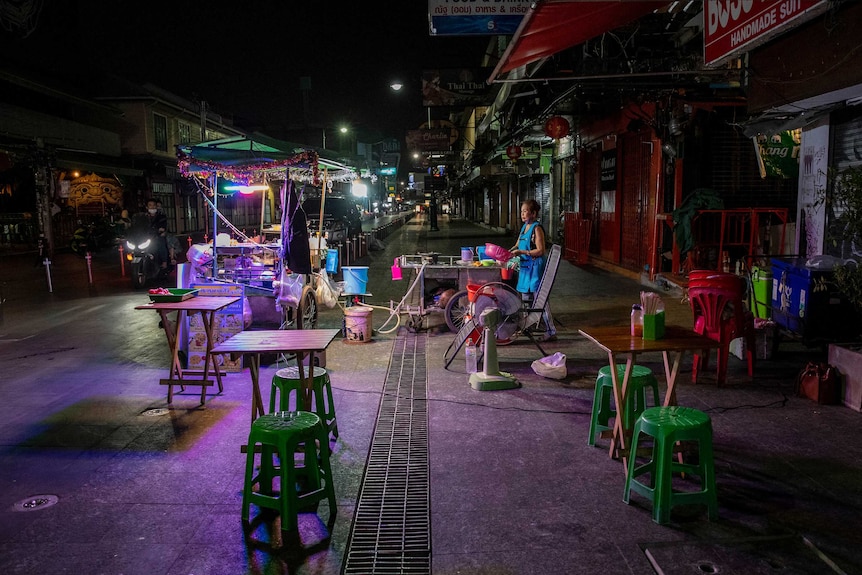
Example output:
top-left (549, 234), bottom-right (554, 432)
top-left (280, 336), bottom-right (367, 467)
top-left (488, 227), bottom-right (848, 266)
top-left (342, 329), bottom-right (430, 575)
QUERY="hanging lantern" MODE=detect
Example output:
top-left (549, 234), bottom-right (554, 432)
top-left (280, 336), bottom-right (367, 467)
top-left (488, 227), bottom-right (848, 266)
top-left (544, 116), bottom-right (570, 139)
top-left (506, 145), bottom-right (523, 160)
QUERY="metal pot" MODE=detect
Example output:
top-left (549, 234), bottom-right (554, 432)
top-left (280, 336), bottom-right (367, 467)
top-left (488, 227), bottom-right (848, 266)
top-left (419, 252), bottom-right (439, 264)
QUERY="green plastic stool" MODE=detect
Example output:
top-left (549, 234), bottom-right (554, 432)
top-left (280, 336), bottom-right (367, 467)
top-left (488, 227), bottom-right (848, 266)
top-left (271, 366), bottom-right (338, 440)
top-left (588, 364), bottom-right (660, 447)
top-left (623, 406), bottom-right (718, 525)
top-left (241, 411), bottom-right (337, 533)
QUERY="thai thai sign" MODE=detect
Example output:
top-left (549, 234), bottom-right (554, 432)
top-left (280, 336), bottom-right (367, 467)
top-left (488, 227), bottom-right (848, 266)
top-left (422, 69), bottom-right (491, 107)
top-left (428, 0), bottom-right (532, 36)
top-left (704, 0), bottom-right (827, 67)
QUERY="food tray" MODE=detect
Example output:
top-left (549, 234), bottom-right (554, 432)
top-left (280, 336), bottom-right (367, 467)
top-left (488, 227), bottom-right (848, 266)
top-left (148, 288), bottom-right (199, 303)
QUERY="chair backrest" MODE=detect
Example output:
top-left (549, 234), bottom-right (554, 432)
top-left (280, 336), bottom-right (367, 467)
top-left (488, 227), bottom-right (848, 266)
top-left (688, 284), bottom-right (748, 340)
top-left (532, 243), bottom-right (562, 310)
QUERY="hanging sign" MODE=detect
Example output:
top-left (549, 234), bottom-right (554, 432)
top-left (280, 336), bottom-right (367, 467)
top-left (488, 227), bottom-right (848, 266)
top-left (704, 0), bottom-right (828, 67)
top-left (428, 0), bottom-right (532, 36)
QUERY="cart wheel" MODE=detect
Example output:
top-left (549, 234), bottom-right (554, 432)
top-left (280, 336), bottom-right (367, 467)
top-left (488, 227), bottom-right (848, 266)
top-left (297, 286), bottom-right (318, 330)
top-left (444, 289), bottom-right (470, 332)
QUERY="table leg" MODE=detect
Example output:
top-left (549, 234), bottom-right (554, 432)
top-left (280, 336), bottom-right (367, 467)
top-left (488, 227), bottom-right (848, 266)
top-left (662, 350), bottom-right (685, 407)
top-left (198, 310), bottom-right (224, 404)
top-left (159, 309), bottom-right (186, 403)
top-left (248, 353), bottom-right (264, 422)
top-left (295, 352), bottom-right (315, 410)
top-left (607, 353), bottom-right (636, 471)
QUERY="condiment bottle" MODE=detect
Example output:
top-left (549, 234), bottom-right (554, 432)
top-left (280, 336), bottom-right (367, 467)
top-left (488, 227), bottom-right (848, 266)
top-left (631, 304), bottom-right (643, 337)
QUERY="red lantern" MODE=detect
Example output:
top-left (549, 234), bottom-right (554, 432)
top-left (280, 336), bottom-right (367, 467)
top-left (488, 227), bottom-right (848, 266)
top-left (544, 116), bottom-right (570, 139)
top-left (506, 145), bottom-right (523, 160)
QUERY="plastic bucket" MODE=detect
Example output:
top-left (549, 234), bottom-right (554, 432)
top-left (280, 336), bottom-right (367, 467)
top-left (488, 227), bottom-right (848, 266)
top-left (476, 246), bottom-right (490, 260)
top-left (343, 266), bottom-right (369, 294)
top-left (391, 257), bottom-right (402, 281)
top-left (467, 283), bottom-right (484, 302)
top-left (461, 247), bottom-right (474, 262)
top-left (343, 306), bottom-right (373, 343)
top-left (501, 267), bottom-right (513, 280)
top-left (325, 248), bottom-right (339, 274)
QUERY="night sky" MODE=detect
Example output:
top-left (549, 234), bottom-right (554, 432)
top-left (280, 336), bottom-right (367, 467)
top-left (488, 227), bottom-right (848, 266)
top-left (2, 1), bottom-right (490, 145)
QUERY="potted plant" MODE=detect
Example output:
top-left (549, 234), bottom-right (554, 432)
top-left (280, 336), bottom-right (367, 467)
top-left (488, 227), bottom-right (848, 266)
top-left (822, 164), bottom-right (862, 410)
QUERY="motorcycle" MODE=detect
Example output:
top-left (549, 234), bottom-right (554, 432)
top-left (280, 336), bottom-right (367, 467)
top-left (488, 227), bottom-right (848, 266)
top-left (125, 214), bottom-right (169, 289)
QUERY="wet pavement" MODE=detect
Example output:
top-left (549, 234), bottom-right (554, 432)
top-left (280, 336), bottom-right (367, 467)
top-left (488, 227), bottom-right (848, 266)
top-left (1, 214), bottom-right (861, 575)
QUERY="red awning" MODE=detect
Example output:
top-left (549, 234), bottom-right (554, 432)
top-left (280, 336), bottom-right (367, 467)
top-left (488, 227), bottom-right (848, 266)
top-left (489, 1), bottom-right (668, 83)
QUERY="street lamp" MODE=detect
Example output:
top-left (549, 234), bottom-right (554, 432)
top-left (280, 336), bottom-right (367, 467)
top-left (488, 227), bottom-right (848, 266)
top-left (322, 125), bottom-right (348, 150)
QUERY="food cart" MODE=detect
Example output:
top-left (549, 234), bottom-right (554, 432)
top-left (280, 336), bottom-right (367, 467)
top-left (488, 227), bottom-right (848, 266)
top-left (397, 253), bottom-right (507, 331)
top-left (176, 136), bottom-right (358, 331)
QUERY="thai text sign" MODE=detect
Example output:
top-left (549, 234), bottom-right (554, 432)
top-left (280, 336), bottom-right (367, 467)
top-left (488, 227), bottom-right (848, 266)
top-left (428, 0), bottom-right (532, 36)
top-left (704, 0), bottom-right (827, 67)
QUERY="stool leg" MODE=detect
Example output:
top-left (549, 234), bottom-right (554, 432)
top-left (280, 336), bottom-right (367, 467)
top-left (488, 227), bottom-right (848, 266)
top-left (589, 381), bottom-right (615, 447)
top-left (652, 434), bottom-right (673, 525)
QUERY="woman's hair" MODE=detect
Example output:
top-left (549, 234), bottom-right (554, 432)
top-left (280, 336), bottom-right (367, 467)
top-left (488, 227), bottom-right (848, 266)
top-left (522, 199), bottom-right (541, 215)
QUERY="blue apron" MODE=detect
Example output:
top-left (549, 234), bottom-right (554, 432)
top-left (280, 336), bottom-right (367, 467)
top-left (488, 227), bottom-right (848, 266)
top-left (516, 221), bottom-right (546, 294)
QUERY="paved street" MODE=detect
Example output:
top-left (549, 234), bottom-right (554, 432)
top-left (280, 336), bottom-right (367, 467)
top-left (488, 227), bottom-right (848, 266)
top-left (1, 214), bottom-right (861, 575)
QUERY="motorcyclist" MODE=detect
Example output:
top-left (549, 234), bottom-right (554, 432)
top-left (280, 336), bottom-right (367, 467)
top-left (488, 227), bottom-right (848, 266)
top-left (145, 198), bottom-right (170, 272)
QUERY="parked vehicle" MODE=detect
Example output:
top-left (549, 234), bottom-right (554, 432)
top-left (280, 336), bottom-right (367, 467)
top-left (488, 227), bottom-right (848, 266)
top-left (301, 195), bottom-right (362, 244)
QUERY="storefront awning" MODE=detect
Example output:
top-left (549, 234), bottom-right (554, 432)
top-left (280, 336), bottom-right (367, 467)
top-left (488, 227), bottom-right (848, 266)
top-left (488, 0), bottom-right (668, 83)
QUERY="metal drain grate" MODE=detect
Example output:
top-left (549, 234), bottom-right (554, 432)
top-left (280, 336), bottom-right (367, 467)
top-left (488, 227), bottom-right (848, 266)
top-left (343, 330), bottom-right (430, 575)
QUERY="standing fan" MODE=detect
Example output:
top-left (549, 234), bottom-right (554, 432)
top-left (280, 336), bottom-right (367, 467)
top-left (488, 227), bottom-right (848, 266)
top-left (469, 286), bottom-right (521, 391)
top-left (471, 283), bottom-right (523, 343)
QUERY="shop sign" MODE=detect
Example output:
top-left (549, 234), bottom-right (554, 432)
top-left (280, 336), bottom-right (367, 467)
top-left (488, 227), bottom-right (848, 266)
top-left (406, 129), bottom-right (452, 153)
top-left (754, 130), bottom-right (801, 179)
top-left (704, 0), bottom-right (827, 67)
top-left (428, 0), bottom-right (532, 36)
top-left (600, 149), bottom-right (617, 192)
top-left (422, 69), bottom-right (491, 107)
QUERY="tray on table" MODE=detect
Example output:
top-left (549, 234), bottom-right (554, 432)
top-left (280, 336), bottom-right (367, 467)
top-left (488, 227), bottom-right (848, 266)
top-left (148, 288), bottom-right (199, 303)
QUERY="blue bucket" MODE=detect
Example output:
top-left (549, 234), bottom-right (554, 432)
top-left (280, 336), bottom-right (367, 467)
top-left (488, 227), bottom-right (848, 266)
top-left (325, 248), bottom-right (339, 274)
top-left (343, 266), bottom-right (369, 294)
top-left (476, 245), bottom-right (491, 260)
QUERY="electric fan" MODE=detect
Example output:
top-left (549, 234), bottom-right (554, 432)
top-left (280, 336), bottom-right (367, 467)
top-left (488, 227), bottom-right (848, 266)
top-left (471, 284), bottom-right (523, 343)
top-left (469, 286), bottom-right (522, 391)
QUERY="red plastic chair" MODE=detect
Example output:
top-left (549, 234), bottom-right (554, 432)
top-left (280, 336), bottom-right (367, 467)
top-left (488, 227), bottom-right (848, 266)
top-left (688, 275), bottom-right (755, 385)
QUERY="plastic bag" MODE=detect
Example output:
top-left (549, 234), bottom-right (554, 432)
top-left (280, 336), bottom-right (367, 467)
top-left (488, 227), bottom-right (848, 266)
top-left (316, 270), bottom-right (340, 309)
top-left (276, 270), bottom-right (304, 308)
top-left (531, 352), bottom-right (567, 380)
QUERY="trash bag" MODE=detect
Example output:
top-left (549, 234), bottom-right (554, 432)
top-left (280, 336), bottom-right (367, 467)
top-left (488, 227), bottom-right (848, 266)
top-left (315, 269), bottom-right (341, 309)
top-left (275, 269), bottom-right (304, 308)
top-left (531, 352), bottom-right (567, 380)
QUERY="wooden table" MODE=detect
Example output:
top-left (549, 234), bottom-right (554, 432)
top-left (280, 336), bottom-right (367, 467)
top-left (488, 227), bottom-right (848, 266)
top-left (212, 329), bottom-right (341, 423)
top-left (135, 296), bottom-right (241, 404)
top-left (578, 325), bottom-right (722, 469)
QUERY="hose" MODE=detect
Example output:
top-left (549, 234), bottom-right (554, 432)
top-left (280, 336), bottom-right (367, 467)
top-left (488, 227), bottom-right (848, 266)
top-left (337, 262), bottom-right (427, 334)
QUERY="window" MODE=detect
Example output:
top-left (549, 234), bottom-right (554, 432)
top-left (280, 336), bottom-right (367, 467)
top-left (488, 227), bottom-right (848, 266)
top-left (177, 121), bottom-right (191, 145)
top-left (154, 113), bottom-right (168, 152)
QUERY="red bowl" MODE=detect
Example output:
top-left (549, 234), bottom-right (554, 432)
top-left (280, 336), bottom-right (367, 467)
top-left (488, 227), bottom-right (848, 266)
top-left (485, 243), bottom-right (513, 262)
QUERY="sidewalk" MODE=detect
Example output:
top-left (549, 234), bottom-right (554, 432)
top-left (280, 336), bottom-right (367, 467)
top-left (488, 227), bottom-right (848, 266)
top-left (0, 215), bottom-right (860, 574)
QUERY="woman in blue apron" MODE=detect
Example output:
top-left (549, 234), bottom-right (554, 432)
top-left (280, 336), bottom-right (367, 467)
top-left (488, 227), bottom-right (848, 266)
top-left (510, 199), bottom-right (556, 340)
top-left (511, 199), bottom-right (547, 294)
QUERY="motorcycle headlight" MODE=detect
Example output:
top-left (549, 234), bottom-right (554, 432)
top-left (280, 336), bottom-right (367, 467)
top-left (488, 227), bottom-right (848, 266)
top-left (126, 241), bottom-right (135, 250)
top-left (139, 239), bottom-right (151, 249)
